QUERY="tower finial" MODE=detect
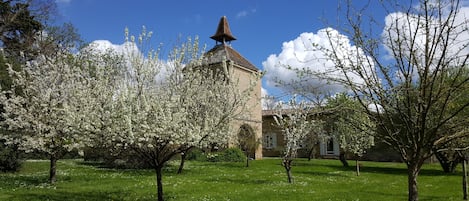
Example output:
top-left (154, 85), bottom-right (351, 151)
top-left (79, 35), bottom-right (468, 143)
top-left (210, 16), bottom-right (236, 44)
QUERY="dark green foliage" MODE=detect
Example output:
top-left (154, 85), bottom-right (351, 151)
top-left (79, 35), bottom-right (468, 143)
top-left (206, 148), bottom-right (246, 162)
top-left (40, 22), bottom-right (83, 55)
top-left (221, 147), bottom-right (246, 162)
top-left (434, 150), bottom-right (463, 173)
top-left (185, 148), bottom-right (207, 161)
top-left (0, 0), bottom-right (43, 60)
top-left (0, 52), bottom-right (22, 172)
top-left (186, 148), bottom-right (246, 162)
top-left (0, 140), bottom-right (22, 172)
top-left (0, 52), bottom-right (23, 93)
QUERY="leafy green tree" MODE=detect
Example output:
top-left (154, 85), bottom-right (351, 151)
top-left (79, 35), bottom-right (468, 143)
top-left (325, 93), bottom-right (375, 175)
top-left (432, 67), bottom-right (469, 173)
top-left (0, 0), bottom-right (43, 60)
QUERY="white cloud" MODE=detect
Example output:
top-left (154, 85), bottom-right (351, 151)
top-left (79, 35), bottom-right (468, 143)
top-left (261, 87), bottom-right (278, 110)
top-left (82, 40), bottom-right (170, 83)
top-left (236, 8), bottom-right (256, 19)
top-left (261, 87), bottom-right (267, 97)
top-left (382, 5), bottom-right (469, 82)
top-left (84, 40), bottom-right (139, 56)
top-left (383, 6), bottom-right (469, 67)
top-left (262, 28), bottom-right (368, 95)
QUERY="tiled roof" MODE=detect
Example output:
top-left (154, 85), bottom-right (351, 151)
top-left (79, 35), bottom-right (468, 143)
top-left (262, 109), bottom-right (332, 117)
top-left (205, 44), bottom-right (259, 72)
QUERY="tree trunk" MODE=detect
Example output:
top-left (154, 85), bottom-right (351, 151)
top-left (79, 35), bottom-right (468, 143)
top-left (307, 147), bottom-right (315, 161)
top-left (49, 154), bottom-right (57, 184)
top-left (245, 151), bottom-right (250, 167)
top-left (283, 158), bottom-right (293, 183)
top-left (463, 157), bottom-right (468, 200)
top-left (155, 166), bottom-right (164, 201)
top-left (407, 163), bottom-right (421, 201)
top-left (177, 152), bottom-right (186, 174)
top-left (339, 151), bottom-right (349, 167)
top-left (356, 159), bottom-right (360, 176)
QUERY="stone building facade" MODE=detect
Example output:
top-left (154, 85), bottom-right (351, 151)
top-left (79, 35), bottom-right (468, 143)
top-left (202, 16), bottom-right (263, 159)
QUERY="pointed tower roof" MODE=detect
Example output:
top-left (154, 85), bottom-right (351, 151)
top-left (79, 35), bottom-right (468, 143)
top-left (204, 16), bottom-right (259, 72)
top-left (210, 16), bottom-right (236, 43)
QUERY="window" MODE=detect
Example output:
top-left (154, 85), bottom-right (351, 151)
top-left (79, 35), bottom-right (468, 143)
top-left (320, 137), bottom-right (339, 156)
top-left (263, 133), bottom-right (277, 149)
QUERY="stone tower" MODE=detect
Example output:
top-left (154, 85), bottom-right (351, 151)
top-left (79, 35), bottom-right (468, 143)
top-left (203, 16), bottom-right (263, 159)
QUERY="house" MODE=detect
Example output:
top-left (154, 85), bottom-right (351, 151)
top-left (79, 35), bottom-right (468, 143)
top-left (261, 109), bottom-right (340, 159)
top-left (204, 16), bottom-right (400, 161)
top-left (202, 16), bottom-right (342, 160)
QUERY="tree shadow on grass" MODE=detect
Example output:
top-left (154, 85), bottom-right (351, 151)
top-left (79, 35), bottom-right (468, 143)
top-left (0, 174), bottom-right (49, 187)
top-left (11, 191), bottom-right (133, 201)
top-left (212, 162), bottom-right (246, 168)
top-left (77, 160), bottom-right (105, 168)
top-left (294, 169), bottom-right (351, 178)
top-left (357, 189), bottom-right (408, 200)
top-left (78, 160), bottom-right (158, 175)
top-left (293, 159), bottom-right (449, 176)
top-left (359, 189), bottom-right (452, 201)
top-left (199, 176), bottom-right (271, 185)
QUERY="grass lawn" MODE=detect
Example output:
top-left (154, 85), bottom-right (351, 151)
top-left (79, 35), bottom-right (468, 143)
top-left (0, 158), bottom-right (464, 201)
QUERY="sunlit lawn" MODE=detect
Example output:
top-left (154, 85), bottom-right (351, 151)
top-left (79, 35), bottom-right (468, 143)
top-left (0, 158), bottom-right (464, 201)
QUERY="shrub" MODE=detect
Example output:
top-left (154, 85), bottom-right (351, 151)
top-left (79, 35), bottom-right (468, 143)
top-left (0, 140), bottom-right (22, 172)
top-left (186, 148), bottom-right (207, 161)
top-left (206, 148), bottom-right (246, 162)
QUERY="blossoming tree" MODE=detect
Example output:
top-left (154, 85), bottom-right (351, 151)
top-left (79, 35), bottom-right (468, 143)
top-left (273, 96), bottom-right (320, 183)
top-left (0, 53), bottom-right (86, 183)
top-left (89, 30), bottom-right (258, 201)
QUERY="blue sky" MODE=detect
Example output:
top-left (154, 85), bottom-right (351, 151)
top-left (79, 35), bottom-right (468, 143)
top-left (54, 0), bottom-right (391, 99)
top-left (56, 1), bottom-right (348, 62)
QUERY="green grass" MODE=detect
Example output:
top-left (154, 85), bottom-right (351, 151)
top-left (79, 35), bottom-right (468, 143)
top-left (0, 158), bottom-right (464, 201)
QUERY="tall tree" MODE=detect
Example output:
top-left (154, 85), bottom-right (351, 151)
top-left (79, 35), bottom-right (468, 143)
top-left (0, 0), bottom-right (43, 60)
top-left (1, 0), bottom-right (81, 65)
top-left (298, 0), bottom-right (469, 200)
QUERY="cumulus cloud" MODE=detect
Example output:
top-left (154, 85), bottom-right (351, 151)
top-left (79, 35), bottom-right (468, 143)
top-left (381, 4), bottom-right (469, 83)
top-left (84, 40), bottom-right (139, 56)
top-left (262, 28), bottom-right (369, 95)
top-left (383, 7), bottom-right (469, 67)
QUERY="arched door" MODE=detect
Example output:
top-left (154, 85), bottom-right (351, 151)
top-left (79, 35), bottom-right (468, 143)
top-left (238, 124), bottom-right (257, 159)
